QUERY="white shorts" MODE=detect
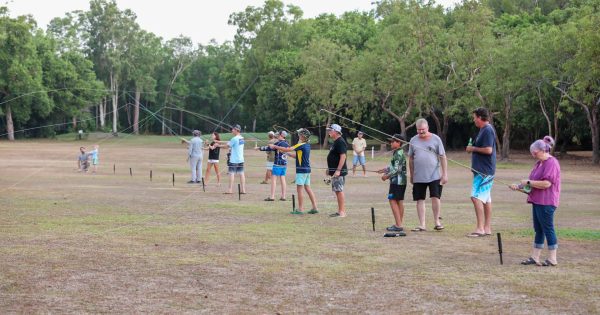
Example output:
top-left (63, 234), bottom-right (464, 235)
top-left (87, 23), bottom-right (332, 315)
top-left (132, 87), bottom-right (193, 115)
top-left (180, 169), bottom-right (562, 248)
top-left (208, 159), bottom-right (219, 164)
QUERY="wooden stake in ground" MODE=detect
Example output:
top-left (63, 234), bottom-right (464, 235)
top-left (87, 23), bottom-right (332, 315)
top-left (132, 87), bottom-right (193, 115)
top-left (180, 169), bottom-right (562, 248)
top-left (497, 233), bottom-right (504, 265)
top-left (150, 170), bottom-right (152, 182)
top-left (371, 207), bottom-right (375, 231)
top-left (172, 173), bottom-right (175, 187)
top-left (292, 194), bottom-right (295, 212)
top-left (202, 177), bottom-right (205, 192)
top-left (238, 184), bottom-right (241, 200)
top-left (129, 168), bottom-right (132, 177)
top-left (113, 164), bottom-right (115, 174)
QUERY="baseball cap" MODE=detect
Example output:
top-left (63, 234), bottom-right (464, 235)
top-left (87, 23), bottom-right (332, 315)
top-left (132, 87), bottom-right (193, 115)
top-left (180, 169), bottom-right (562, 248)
top-left (232, 124), bottom-right (241, 131)
top-left (278, 130), bottom-right (288, 137)
top-left (296, 128), bottom-right (311, 139)
top-left (357, 131), bottom-right (364, 135)
top-left (326, 124), bottom-right (342, 133)
top-left (388, 133), bottom-right (405, 142)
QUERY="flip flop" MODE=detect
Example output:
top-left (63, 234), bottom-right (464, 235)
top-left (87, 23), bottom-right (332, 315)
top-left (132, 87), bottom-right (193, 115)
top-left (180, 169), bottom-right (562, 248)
top-left (521, 257), bottom-right (542, 266)
top-left (467, 232), bottom-right (485, 237)
top-left (541, 259), bottom-right (557, 267)
top-left (411, 227), bottom-right (427, 232)
top-left (434, 225), bottom-right (445, 231)
top-left (264, 197), bottom-right (275, 201)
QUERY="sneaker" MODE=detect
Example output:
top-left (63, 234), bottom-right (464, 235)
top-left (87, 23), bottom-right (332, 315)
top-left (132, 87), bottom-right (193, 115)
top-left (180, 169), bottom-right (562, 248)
top-left (187, 180), bottom-right (195, 184)
top-left (290, 210), bottom-right (304, 215)
top-left (386, 225), bottom-right (404, 232)
top-left (329, 212), bottom-right (346, 218)
top-left (307, 209), bottom-right (319, 214)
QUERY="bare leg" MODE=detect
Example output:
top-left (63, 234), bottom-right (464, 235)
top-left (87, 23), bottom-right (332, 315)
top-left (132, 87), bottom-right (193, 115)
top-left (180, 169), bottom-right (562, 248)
top-left (305, 185), bottom-right (318, 210)
top-left (240, 172), bottom-right (246, 193)
top-left (205, 163), bottom-right (212, 183)
top-left (352, 164), bottom-right (357, 176)
top-left (416, 199), bottom-right (426, 229)
top-left (227, 173), bottom-right (235, 193)
top-left (296, 185), bottom-right (304, 211)
top-left (531, 247), bottom-right (542, 262)
top-left (548, 249), bottom-right (557, 264)
top-left (483, 201), bottom-right (492, 234)
top-left (269, 176), bottom-right (277, 199)
top-left (431, 197), bottom-right (442, 227)
top-left (471, 197), bottom-right (485, 234)
top-left (280, 175), bottom-right (287, 199)
top-left (335, 191), bottom-right (346, 215)
top-left (389, 200), bottom-right (404, 227)
top-left (214, 164), bottom-right (220, 185)
top-left (362, 164), bottom-right (367, 177)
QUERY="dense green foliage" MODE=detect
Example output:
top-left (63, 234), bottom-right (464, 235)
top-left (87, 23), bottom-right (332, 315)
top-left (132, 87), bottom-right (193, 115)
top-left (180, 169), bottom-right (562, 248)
top-left (0, 0), bottom-right (599, 162)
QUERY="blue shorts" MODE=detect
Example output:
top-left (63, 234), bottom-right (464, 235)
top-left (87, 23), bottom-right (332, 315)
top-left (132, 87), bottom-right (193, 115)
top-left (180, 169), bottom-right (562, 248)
top-left (295, 173), bottom-right (311, 186)
top-left (471, 174), bottom-right (494, 203)
top-left (353, 155), bottom-right (366, 166)
top-left (272, 165), bottom-right (287, 176)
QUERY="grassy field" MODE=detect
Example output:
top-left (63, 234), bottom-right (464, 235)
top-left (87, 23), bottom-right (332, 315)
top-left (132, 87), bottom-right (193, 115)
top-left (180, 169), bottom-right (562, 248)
top-left (1, 135), bottom-right (599, 313)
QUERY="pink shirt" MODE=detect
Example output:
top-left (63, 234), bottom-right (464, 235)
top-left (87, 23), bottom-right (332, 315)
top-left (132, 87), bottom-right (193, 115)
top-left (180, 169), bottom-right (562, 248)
top-left (527, 156), bottom-right (561, 207)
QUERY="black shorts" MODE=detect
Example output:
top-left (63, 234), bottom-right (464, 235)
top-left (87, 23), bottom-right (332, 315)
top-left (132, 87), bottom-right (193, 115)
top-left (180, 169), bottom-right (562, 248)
top-left (388, 184), bottom-right (406, 201)
top-left (412, 180), bottom-right (443, 200)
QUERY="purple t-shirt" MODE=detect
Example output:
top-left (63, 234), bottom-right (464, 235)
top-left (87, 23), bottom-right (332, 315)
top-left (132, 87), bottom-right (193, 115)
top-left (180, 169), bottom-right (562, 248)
top-left (527, 156), bottom-right (561, 207)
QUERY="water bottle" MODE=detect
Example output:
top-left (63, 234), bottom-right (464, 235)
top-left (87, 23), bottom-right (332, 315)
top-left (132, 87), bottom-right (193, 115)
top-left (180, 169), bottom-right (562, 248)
top-left (468, 137), bottom-right (473, 146)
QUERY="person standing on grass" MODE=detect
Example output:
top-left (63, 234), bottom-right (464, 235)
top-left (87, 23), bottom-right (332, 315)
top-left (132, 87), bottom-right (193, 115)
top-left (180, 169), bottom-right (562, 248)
top-left (511, 136), bottom-right (561, 267)
top-left (218, 124), bottom-right (246, 194)
top-left (326, 124), bottom-right (348, 218)
top-left (256, 130), bottom-right (289, 201)
top-left (377, 134), bottom-right (408, 233)
top-left (352, 131), bottom-right (368, 177)
top-left (88, 144), bottom-right (100, 174)
top-left (261, 131), bottom-right (277, 184)
top-left (187, 130), bottom-right (204, 184)
top-left (408, 118), bottom-right (448, 232)
top-left (466, 107), bottom-right (497, 237)
top-left (270, 128), bottom-right (319, 215)
top-left (77, 147), bottom-right (89, 172)
top-left (204, 132), bottom-right (221, 186)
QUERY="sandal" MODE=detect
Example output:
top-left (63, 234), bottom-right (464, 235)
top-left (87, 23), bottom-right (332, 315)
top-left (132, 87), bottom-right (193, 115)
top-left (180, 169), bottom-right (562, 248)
top-left (521, 257), bottom-right (542, 266)
top-left (467, 232), bottom-right (485, 237)
top-left (541, 259), bottom-right (557, 267)
top-left (264, 197), bottom-right (275, 201)
top-left (411, 227), bottom-right (427, 232)
top-left (434, 225), bottom-right (444, 231)
top-left (279, 197), bottom-right (286, 201)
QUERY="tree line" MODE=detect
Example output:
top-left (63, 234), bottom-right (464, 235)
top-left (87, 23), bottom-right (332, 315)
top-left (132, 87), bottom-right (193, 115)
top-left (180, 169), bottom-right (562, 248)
top-left (1, 0), bottom-right (599, 163)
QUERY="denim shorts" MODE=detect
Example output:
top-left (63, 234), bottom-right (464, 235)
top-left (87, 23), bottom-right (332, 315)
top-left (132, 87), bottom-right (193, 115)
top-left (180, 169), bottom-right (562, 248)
top-left (228, 163), bottom-right (244, 174)
top-left (353, 155), bottom-right (366, 166)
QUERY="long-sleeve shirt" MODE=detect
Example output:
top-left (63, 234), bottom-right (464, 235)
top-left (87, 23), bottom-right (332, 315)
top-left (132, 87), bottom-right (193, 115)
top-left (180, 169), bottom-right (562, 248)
top-left (189, 136), bottom-right (204, 157)
top-left (385, 146), bottom-right (407, 186)
top-left (258, 140), bottom-right (289, 166)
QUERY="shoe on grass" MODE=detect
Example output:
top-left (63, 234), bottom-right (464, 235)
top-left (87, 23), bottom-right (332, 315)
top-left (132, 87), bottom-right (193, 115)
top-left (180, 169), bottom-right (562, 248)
top-left (386, 225), bottom-right (404, 232)
top-left (290, 210), bottom-right (304, 215)
top-left (307, 209), bottom-right (319, 214)
top-left (329, 212), bottom-right (346, 218)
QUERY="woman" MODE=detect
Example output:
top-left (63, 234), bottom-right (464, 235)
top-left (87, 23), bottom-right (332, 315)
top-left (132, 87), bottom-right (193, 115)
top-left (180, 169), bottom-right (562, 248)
top-left (510, 136), bottom-right (561, 267)
top-left (204, 132), bottom-right (221, 186)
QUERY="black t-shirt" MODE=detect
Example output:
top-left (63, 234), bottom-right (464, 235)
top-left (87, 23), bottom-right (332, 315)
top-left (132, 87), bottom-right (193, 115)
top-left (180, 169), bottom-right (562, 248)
top-left (208, 141), bottom-right (220, 160)
top-left (327, 137), bottom-right (348, 176)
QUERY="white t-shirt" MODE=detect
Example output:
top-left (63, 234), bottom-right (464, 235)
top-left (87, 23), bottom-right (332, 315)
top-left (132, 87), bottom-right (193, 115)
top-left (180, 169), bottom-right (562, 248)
top-left (352, 137), bottom-right (367, 156)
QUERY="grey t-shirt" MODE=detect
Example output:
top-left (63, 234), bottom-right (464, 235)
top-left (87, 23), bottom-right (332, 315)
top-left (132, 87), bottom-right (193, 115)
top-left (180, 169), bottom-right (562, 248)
top-left (189, 137), bottom-right (204, 157)
top-left (408, 133), bottom-right (446, 183)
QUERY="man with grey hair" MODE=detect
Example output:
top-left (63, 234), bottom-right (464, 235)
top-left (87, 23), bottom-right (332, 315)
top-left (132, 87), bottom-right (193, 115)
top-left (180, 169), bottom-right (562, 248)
top-left (408, 118), bottom-right (448, 231)
top-left (188, 130), bottom-right (204, 184)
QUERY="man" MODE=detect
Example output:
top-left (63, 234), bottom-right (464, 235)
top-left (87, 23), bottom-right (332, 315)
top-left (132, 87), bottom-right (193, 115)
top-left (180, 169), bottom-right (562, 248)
top-left (408, 119), bottom-right (448, 231)
top-left (352, 131), bottom-right (368, 177)
top-left (326, 124), bottom-right (348, 218)
top-left (261, 131), bottom-right (277, 184)
top-left (219, 124), bottom-right (246, 194)
top-left (466, 107), bottom-right (497, 237)
top-left (188, 130), bottom-right (204, 184)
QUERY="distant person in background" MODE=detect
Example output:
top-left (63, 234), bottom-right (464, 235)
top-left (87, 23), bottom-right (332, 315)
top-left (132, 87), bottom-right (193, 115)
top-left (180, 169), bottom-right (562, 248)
top-left (352, 131), bottom-right (368, 177)
top-left (204, 132), bottom-right (221, 186)
top-left (511, 136), bottom-right (561, 267)
top-left (77, 147), bottom-right (89, 172)
top-left (466, 107), bottom-right (497, 237)
top-left (261, 131), bottom-right (277, 184)
top-left (218, 124), bottom-right (246, 194)
top-left (188, 130), bottom-right (204, 184)
top-left (88, 144), bottom-right (99, 174)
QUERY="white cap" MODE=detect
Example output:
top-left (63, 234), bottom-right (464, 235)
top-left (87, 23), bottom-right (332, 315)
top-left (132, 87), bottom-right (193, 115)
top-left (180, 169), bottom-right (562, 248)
top-left (326, 124), bottom-right (342, 133)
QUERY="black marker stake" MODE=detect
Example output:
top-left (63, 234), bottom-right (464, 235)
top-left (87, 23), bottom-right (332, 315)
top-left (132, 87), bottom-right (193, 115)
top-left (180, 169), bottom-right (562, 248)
top-left (292, 194), bottom-right (296, 212)
top-left (202, 177), bottom-right (205, 192)
top-left (113, 164), bottom-right (115, 174)
top-left (371, 207), bottom-right (375, 231)
top-left (238, 183), bottom-right (241, 200)
top-left (172, 173), bottom-right (175, 187)
top-left (129, 168), bottom-right (132, 177)
top-left (150, 170), bottom-right (152, 182)
top-left (497, 233), bottom-right (504, 265)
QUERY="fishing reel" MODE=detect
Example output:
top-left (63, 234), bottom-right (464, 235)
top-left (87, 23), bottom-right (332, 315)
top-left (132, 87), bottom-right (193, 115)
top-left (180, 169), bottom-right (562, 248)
top-left (323, 176), bottom-right (332, 185)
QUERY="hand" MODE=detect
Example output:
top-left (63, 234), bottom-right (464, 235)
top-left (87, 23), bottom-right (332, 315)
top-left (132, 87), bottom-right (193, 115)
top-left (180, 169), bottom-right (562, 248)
top-left (381, 174), bottom-right (389, 181)
top-left (334, 170), bottom-right (341, 177)
top-left (466, 145), bottom-right (474, 153)
top-left (268, 144), bottom-right (276, 149)
top-left (440, 174), bottom-right (448, 185)
top-left (520, 179), bottom-right (529, 186)
top-left (509, 184), bottom-right (519, 191)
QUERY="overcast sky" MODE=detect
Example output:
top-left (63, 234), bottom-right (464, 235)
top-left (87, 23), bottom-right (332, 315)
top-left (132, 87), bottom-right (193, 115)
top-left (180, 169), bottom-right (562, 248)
top-left (5, 0), bottom-right (459, 45)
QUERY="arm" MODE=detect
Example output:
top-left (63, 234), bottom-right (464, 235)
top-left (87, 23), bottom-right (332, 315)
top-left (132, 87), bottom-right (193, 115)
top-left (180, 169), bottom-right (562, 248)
top-left (287, 152), bottom-right (297, 158)
top-left (408, 155), bottom-right (414, 184)
top-left (520, 179), bottom-right (552, 189)
top-left (466, 146), bottom-right (493, 155)
top-left (334, 153), bottom-right (346, 177)
top-left (440, 155), bottom-right (448, 184)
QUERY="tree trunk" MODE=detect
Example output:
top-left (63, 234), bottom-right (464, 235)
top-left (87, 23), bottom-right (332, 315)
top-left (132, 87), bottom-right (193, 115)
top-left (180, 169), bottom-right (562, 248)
top-left (6, 104), bottom-right (14, 141)
top-left (252, 118), bottom-right (256, 132)
top-left (72, 116), bottom-right (77, 129)
top-left (322, 114), bottom-right (331, 148)
top-left (110, 73), bottom-right (118, 134)
top-left (180, 109), bottom-right (183, 135)
top-left (99, 97), bottom-right (106, 129)
top-left (501, 96), bottom-right (512, 160)
top-left (537, 85), bottom-right (552, 138)
top-left (134, 88), bottom-right (140, 135)
top-left (161, 108), bottom-right (166, 135)
top-left (588, 105), bottom-right (599, 164)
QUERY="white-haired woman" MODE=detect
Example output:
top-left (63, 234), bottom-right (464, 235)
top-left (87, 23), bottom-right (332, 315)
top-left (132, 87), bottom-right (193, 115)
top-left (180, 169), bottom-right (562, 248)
top-left (510, 136), bottom-right (561, 267)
